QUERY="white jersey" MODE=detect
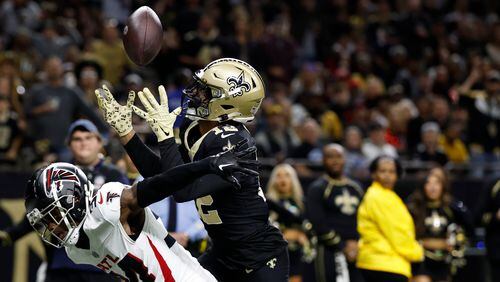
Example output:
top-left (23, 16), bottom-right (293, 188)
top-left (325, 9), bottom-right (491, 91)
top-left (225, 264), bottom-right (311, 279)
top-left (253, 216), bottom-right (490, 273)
top-left (66, 182), bottom-right (216, 282)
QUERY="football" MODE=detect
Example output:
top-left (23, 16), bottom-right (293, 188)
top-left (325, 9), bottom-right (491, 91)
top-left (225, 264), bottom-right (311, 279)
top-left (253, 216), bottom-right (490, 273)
top-left (123, 6), bottom-right (163, 66)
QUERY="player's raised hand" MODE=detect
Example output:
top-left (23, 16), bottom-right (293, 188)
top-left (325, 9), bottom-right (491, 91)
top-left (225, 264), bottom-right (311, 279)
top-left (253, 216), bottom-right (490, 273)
top-left (132, 85), bottom-right (181, 142)
top-left (208, 140), bottom-right (260, 189)
top-left (95, 85), bottom-right (135, 137)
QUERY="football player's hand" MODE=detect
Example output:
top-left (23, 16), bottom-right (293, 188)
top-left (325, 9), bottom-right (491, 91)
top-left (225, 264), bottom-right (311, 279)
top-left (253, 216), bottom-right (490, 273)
top-left (95, 85), bottom-right (135, 137)
top-left (0, 230), bottom-right (12, 247)
top-left (132, 86), bottom-right (181, 142)
top-left (208, 140), bottom-right (259, 189)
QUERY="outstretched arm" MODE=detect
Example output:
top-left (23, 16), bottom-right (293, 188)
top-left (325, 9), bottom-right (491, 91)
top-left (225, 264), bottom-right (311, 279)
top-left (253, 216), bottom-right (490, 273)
top-left (122, 145), bottom-right (258, 214)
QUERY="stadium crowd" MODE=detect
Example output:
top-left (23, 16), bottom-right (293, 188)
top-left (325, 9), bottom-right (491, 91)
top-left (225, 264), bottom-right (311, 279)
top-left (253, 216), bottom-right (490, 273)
top-left (0, 0), bottom-right (499, 282)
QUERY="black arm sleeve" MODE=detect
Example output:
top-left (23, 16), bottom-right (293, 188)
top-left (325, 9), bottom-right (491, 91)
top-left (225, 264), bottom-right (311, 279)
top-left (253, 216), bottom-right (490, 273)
top-left (155, 134), bottom-right (235, 202)
top-left (173, 174), bottom-right (234, 202)
top-left (5, 216), bottom-right (33, 241)
top-left (124, 134), bottom-right (162, 177)
top-left (137, 157), bottom-right (219, 207)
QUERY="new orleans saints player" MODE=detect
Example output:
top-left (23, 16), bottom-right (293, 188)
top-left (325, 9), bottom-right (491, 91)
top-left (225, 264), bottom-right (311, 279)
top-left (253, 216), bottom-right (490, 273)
top-left (304, 144), bottom-right (364, 282)
top-left (95, 58), bottom-right (289, 281)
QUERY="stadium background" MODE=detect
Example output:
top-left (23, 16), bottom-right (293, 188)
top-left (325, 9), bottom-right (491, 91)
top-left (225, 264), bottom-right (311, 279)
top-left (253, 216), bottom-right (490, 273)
top-left (0, 0), bottom-right (499, 281)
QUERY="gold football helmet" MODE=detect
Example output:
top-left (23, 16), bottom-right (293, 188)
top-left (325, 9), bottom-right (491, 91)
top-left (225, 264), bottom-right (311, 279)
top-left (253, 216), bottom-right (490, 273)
top-left (183, 58), bottom-right (265, 123)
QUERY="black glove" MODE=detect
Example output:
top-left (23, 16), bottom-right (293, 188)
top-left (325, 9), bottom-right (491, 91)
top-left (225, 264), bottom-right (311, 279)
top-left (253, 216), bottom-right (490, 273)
top-left (208, 140), bottom-right (259, 189)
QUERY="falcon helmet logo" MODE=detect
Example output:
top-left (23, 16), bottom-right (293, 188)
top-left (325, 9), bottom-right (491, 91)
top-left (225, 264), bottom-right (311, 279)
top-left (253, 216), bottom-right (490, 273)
top-left (44, 168), bottom-right (80, 197)
top-left (227, 71), bottom-right (251, 97)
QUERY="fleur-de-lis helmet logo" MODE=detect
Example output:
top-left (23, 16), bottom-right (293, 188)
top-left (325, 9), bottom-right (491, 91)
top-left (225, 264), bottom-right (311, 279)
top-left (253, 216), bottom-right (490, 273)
top-left (227, 71), bottom-right (251, 97)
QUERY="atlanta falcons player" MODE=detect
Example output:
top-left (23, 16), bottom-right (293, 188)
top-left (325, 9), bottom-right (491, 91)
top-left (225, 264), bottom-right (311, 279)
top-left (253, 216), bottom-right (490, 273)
top-left (25, 143), bottom-right (256, 281)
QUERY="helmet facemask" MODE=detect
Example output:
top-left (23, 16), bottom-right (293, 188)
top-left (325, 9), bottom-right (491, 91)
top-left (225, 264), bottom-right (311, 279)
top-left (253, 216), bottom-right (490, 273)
top-left (182, 73), bottom-right (223, 120)
top-left (26, 163), bottom-right (92, 248)
top-left (27, 193), bottom-right (84, 248)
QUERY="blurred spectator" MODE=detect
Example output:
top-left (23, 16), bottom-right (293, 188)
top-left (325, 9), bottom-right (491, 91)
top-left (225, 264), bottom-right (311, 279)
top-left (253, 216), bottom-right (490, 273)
top-left (362, 123), bottom-right (398, 161)
top-left (438, 121), bottom-right (469, 164)
top-left (74, 59), bottom-right (104, 108)
top-left (23, 56), bottom-right (107, 158)
top-left (179, 13), bottom-right (222, 70)
top-left (416, 122), bottom-right (448, 166)
top-left (88, 19), bottom-right (130, 85)
top-left (255, 103), bottom-right (299, 160)
top-left (458, 69), bottom-right (500, 164)
top-left (5, 28), bottom-right (40, 85)
top-left (0, 95), bottom-right (22, 164)
top-left (256, 15), bottom-right (297, 83)
top-left (290, 62), bottom-right (324, 101)
top-left (266, 163), bottom-right (308, 282)
top-left (407, 96), bottom-right (433, 154)
top-left (289, 118), bottom-right (322, 162)
top-left (431, 96), bottom-right (450, 129)
top-left (219, 9), bottom-right (253, 61)
top-left (0, 0), bottom-right (41, 39)
top-left (343, 126), bottom-right (369, 179)
top-left (407, 171), bottom-right (471, 282)
top-left (305, 144), bottom-right (364, 282)
top-left (32, 20), bottom-right (80, 59)
top-left (0, 68), bottom-right (25, 124)
top-left (357, 156), bottom-right (423, 281)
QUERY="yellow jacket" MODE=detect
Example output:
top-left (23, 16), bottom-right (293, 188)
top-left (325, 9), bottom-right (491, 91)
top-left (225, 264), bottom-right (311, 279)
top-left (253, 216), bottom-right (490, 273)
top-left (356, 181), bottom-right (423, 278)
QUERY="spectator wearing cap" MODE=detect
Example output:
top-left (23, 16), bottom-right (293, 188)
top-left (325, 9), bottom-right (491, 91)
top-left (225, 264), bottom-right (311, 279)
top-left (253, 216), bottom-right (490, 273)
top-left (67, 119), bottom-right (129, 188)
top-left (362, 123), bottom-right (398, 161)
top-left (438, 121), bottom-right (469, 164)
top-left (0, 95), bottom-right (22, 164)
top-left (415, 122), bottom-right (448, 166)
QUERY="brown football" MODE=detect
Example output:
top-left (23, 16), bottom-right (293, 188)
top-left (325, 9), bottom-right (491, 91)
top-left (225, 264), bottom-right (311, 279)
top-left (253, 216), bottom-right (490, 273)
top-left (123, 6), bottom-right (163, 66)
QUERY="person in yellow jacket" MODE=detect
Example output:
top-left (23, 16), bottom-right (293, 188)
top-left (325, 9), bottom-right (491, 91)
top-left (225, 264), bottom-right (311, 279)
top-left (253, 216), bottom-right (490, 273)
top-left (357, 156), bottom-right (424, 282)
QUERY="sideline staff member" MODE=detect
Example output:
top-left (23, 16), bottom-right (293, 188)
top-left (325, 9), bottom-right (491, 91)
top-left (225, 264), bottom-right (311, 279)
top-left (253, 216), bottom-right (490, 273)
top-left (357, 156), bottom-right (423, 282)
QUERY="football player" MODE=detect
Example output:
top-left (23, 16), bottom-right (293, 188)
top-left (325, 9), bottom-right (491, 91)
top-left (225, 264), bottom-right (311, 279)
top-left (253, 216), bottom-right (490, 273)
top-left (95, 58), bottom-right (289, 281)
top-left (304, 144), bottom-right (364, 282)
top-left (25, 143), bottom-right (256, 281)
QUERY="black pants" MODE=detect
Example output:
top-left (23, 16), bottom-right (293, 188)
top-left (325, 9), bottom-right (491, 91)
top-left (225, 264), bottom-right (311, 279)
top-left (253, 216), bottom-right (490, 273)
top-left (199, 249), bottom-right (290, 282)
top-left (360, 269), bottom-right (408, 282)
top-left (45, 269), bottom-right (119, 282)
top-left (303, 246), bottom-right (364, 282)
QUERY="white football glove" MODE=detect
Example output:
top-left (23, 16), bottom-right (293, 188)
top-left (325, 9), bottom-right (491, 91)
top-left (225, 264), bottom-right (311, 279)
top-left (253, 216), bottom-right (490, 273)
top-left (95, 85), bottom-right (135, 137)
top-left (132, 86), bottom-right (181, 142)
